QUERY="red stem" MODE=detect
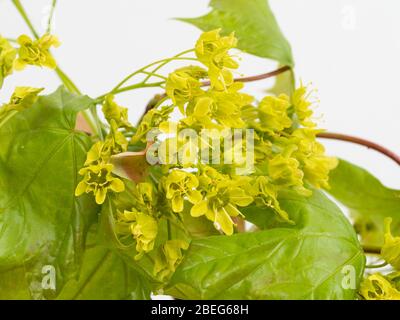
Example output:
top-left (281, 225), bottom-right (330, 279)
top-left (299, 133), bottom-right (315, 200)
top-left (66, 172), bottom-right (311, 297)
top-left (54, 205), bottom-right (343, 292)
top-left (318, 132), bottom-right (400, 166)
top-left (200, 65), bottom-right (291, 87)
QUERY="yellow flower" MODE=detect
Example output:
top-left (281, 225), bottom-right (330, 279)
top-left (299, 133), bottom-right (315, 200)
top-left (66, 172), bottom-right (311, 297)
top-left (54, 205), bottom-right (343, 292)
top-left (14, 34), bottom-right (60, 70)
top-left (0, 36), bottom-right (17, 88)
top-left (83, 124), bottom-right (127, 166)
top-left (0, 87), bottom-right (43, 122)
top-left (191, 169), bottom-right (253, 235)
top-left (184, 82), bottom-right (253, 129)
top-left (290, 129), bottom-right (338, 189)
top-left (360, 274), bottom-right (400, 300)
top-left (75, 162), bottom-right (125, 204)
top-left (195, 29), bottom-right (238, 88)
top-left (131, 105), bottom-right (174, 144)
top-left (381, 217), bottom-right (400, 270)
top-left (258, 94), bottom-right (292, 133)
top-left (268, 154), bottom-right (304, 189)
top-left (154, 239), bottom-right (189, 280)
top-left (165, 66), bottom-right (206, 113)
top-left (250, 176), bottom-right (292, 223)
top-left (102, 94), bottom-right (132, 128)
top-left (163, 170), bottom-right (202, 213)
top-left (118, 209), bottom-right (158, 259)
top-left (291, 85), bottom-right (314, 127)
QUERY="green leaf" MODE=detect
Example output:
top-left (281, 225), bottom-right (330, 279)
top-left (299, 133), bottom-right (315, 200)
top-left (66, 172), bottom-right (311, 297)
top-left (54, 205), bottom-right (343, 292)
top-left (167, 190), bottom-right (365, 299)
top-left (0, 86), bottom-right (98, 299)
top-left (57, 227), bottom-right (151, 300)
top-left (0, 227), bottom-right (151, 300)
top-left (326, 159), bottom-right (400, 249)
top-left (178, 0), bottom-right (294, 67)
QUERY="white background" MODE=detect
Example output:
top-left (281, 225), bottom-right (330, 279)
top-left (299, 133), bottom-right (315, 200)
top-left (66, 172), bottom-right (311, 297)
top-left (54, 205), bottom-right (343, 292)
top-left (1, 0), bottom-right (400, 188)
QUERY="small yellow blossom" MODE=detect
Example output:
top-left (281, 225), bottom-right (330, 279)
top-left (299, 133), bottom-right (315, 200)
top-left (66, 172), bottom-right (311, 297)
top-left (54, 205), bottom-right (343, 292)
top-left (154, 239), bottom-right (189, 280)
top-left (360, 274), bottom-right (400, 300)
top-left (75, 162), bottom-right (125, 204)
top-left (14, 34), bottom-right (60, 70)
top-left (118, 208), bottom-right (158, 259)
top-left (258, 94), bottom-right (292, 133)
top-left (165, 66), bottom-right (206, 112)
top-left (0, 36), bottom-right (17, 87)
top-left (195, 29), bottom-right (238, 88)
top-left (102, 94), bottom-right (132, 128)
top-left (0, 87), bottom-right (43, 122)
top-left (163, 170), bottom-right (202, 213)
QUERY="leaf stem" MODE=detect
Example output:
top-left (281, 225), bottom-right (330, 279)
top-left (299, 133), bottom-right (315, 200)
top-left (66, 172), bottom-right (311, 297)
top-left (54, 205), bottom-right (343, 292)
top-left (318, 132), bottom-right (400, 166)
top-left (95, 81), bottom-right (165, 103)
top-left (201, 65), bottom-right (291, 87)
top-left (111, 49), bottom-right (195, 92)
top-left (46, 0), bottom-right (57, 34)
top-left (11, 0), bottom-right (39, 39)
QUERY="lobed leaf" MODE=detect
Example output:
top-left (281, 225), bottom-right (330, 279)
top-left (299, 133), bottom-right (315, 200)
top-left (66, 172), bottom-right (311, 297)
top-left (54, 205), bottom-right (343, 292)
top-left (167, 190), bottom-right (365, 299)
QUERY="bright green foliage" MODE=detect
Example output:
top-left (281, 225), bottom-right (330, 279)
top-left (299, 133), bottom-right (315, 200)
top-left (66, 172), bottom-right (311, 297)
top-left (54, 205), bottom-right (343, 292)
top-left (167, 190), bottom-right (364, 299)
top-left (178, 0), bottom-right (294, 66)
top-left (3, 0), bottom-right (395, 300)
top-left (0, 87), bottom-right (99, 299)
top-left (326, 159), bottom-right (400, 248)
top-left (14, 34), bottom-right (60, 70)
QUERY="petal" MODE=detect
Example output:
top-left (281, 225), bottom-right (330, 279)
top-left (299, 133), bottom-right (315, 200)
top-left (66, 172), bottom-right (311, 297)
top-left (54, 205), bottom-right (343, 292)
top-left (187, 189), bottom-right (202, 204)
top-left (215, 208), bottom-right (234, 235)
top-left (190, 200), bottom-right (208, 217)
top-left (229, 188), bottom-right (253, 207)
top-left (13, 59), bottom-right (26, 71)
top-left (224, 203), bottom-right (242, 217)
top-left (75, 180), bottom-right (87, 196)
top-left (95, 188), bottom-right (107, 204)
top-left (109, 178), bottom-right (125, 193)
top-left (171, 195), bottom-right (184, 213)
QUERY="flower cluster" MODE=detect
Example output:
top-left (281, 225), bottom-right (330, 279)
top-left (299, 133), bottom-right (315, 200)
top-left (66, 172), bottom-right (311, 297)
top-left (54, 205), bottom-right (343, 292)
top-left (76, 29), bottom-right (338, 281)
top-left (75, 95), bottom-right (131, 204)
top-left (140, 29), bottom-right (337, 235)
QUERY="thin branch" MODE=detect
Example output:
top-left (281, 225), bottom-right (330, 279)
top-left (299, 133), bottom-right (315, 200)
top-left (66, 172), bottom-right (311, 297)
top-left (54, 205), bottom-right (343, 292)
top-left (201, 65), bottom-right (291, 87)
top-left (318, 132), bottom-right (400, 166)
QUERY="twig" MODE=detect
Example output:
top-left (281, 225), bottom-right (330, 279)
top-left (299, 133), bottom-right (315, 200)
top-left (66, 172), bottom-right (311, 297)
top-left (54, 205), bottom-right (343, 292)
top-left (318, 132), bottom-right (400, 166)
